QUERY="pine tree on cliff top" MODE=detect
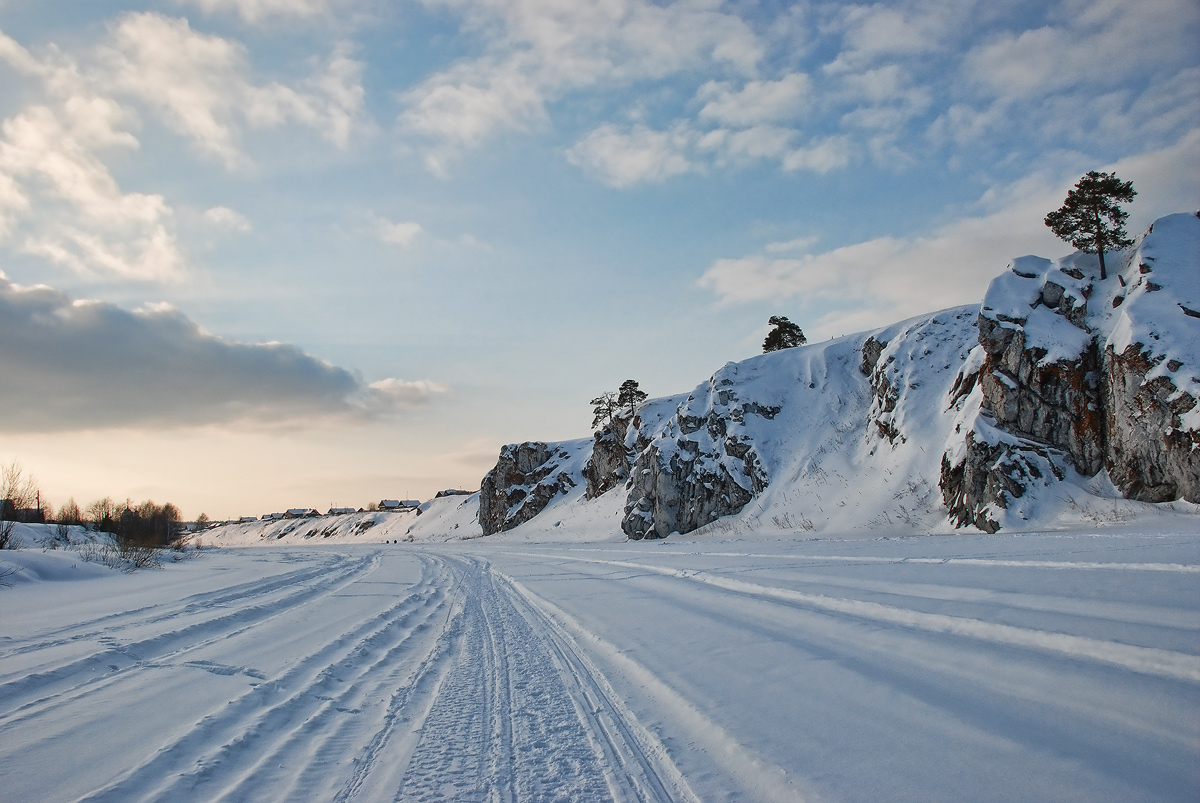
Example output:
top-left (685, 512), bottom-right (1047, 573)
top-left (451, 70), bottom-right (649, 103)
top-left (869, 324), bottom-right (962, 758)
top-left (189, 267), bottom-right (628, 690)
top-left (1044, 171), bottom-right (1136, 280)
top-left (617, 380), bottom-right (647, 416)
top-left (763, 316), bottom-right (807, 353)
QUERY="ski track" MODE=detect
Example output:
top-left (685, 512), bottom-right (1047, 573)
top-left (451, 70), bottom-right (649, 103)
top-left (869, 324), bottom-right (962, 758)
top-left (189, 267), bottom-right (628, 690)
top-left (526, 553), bottom-right (1200, 682)
top-left (1, 550), bottom-right (699, 802)
top-left (0, 550), bottom-right (383, 728)
top-left (2, 540), bottom-right (1196, 802)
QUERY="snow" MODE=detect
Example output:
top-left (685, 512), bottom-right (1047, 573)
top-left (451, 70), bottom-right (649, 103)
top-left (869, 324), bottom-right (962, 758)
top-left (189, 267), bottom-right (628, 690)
top-left (2, 529), bottom-right (1197, 801)
top-left (2, 214), bottom-right (1196, 800)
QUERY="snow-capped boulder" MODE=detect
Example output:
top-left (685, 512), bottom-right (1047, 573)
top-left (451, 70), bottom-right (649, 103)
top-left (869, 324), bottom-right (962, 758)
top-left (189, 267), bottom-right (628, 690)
top-left (479, 440), bottom-right (585, 535)
top-left (943, 213), bottom-right (1200, 527)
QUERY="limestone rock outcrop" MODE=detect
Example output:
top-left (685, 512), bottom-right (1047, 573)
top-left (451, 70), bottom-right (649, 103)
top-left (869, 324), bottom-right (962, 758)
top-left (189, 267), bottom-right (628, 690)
top-left (479, 441), bottom-right (578, 535)
top-left (582, 414), bottom-right (632, 499)
top-left (621, 371), bottom-right (775, 539)
top-left (942, 213), bottom-right (1199, 528)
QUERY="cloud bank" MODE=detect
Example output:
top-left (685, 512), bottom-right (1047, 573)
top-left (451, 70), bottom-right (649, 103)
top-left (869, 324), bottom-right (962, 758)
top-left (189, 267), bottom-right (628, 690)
top-left (0, 277), bottom-right (445, 431)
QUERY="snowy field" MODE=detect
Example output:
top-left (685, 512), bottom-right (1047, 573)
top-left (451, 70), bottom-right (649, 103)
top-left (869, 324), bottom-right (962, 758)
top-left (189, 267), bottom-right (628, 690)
top-left (2, 529), bottom-right (1198, 802)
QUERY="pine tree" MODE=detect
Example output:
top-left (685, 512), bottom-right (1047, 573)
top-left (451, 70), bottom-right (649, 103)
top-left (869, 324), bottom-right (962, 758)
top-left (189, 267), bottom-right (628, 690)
top-left (616, 379), bottom-right (648, 416)
top-left (762, 316), bottom-right (807, 353)
top-left (1044, 171), bottom-right (1136, 280)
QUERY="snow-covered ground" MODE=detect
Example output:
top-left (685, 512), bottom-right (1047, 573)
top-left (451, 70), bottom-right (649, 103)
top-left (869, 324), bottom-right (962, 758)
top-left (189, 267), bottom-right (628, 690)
top-left (2, 526), bottom-right (1197, 802)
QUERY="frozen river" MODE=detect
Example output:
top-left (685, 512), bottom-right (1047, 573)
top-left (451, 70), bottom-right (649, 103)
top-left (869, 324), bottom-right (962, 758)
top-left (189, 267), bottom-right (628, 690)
top-left (2, 530), bottom-right (1198, 801)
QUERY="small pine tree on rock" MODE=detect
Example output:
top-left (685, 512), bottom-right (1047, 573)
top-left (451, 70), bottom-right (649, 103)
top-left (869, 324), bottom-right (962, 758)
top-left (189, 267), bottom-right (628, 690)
top-left (616, 379), bottom-right (648, 416)
top-left (763, 316), bottom-right (807, 353)
top-left (1044, 171), bottom-right (1136, 280)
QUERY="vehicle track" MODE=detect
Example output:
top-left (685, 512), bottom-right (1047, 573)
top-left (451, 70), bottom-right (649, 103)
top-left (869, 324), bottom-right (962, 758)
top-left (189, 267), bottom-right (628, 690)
top-left (391, 555), bottom-right (687, 803)
top-left (76, 554), bottom-right (450, 802)
top-left (0, 550), bottom-right (360, 659)
top-left (0, 551), bottom-right (385, 727)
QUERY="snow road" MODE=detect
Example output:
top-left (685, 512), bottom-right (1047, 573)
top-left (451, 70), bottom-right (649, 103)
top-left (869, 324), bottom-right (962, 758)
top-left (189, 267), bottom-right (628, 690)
top-left (1, 531), bottom-right (1197, 802)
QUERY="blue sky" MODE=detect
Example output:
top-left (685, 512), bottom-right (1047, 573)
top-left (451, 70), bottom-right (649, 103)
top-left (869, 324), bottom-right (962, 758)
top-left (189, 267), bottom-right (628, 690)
top-left (1, 0), bottom-right (1197, 518)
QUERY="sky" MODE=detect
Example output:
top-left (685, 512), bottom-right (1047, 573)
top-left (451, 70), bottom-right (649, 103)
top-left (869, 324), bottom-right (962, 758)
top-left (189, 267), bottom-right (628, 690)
top-left (1, 0), bottom-right (1197, 520)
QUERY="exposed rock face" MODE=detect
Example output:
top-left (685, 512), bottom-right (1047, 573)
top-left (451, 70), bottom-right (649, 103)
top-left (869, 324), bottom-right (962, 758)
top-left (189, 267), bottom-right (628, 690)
top-left (479, 442), bottom-right (577, 536)
top-left (861, 335), bottom-right (901, 443)
top-left (582, 414), bottom-right (632, 499)
top-left (940, 425), bottom-right (1065, 533)
top-left (1100, 213), bottom-right (1200, 503)
top-left (974, 257), bottom-right (1106, 475)
top-left (621, 373), bottom-right (775, 539)
top-left (1105, 345), bottom-right (1200, 501)
top-left (942, 213), bottom-right (1200, 528)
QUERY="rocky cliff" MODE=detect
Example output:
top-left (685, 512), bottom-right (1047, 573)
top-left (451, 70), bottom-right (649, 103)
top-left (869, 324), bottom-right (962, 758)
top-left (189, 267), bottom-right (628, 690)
top-left (478, 440), bottom-right (587, 535)
top-left (943, 213), bottom-right (1199, 529)
top-left (478, 214), bottom-right (1197, 539)
top-left (621, 370), bottom-right (776, 539)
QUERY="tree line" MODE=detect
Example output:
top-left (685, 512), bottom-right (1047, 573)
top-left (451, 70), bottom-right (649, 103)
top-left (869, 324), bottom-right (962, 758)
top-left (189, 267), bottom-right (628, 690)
top-left (1, 461), bottom-right (184, 550)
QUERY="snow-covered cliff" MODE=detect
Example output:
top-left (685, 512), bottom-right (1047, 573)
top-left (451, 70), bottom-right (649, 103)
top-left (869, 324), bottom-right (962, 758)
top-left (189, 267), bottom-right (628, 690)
top-left (477, 214), bottom-right (1198, 539)
top-left (944, 212), bottom-right (1199, 530)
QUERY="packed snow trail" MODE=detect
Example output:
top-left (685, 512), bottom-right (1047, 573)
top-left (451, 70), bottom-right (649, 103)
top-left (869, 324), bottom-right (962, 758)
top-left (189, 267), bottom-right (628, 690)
top-left (1, 530), bottom-right (1197, 801)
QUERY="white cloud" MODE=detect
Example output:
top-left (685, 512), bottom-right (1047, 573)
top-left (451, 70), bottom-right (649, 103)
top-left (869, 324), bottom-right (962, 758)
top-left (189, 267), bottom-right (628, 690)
top-left (400, 0), bottom-right (763, 163)
top-left (181, 0), bottom-right (340, 24)
top-left (377, 219), bottom-right (422, 247)
top-left (696, 74), bottom-right (810, 127)
top-left (0, 277), bottom-right (445, 431)
top-left (824, 0), bottom-right (974, 73)
top-left (365, 378), bottom-right (449, 410)
top-left (0, 91), bottom-right (184, 280)
top-left (567, 123), bottom-right (695, 187)
top-left (765, 236), bottom-right (819, 254)
top-left (203, 205), bottom-right (252, 232)
top-left (780, 136), bottom-right (852, 173)
top-left (965, 0), bottom-right (1199, 101)
top-left (100, 13), bottom-right (365, 167)
top-left (699, 131), bottom-right (1200, 339)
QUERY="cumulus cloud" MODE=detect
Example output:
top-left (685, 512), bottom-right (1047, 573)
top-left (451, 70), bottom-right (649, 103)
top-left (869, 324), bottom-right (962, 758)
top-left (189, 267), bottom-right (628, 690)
top-left (99, 13), bottom-right (365, 167)
top-left (696, 74), bottom-right (810, 127)
top-left (571, 116), bottom-right (849, 186)
top-left (0, 35), bottom-right (184, 280)
top-left (0, 15), bottom-right (366, 280)
top-left (567, 123), bottom-right (694, 187)
top-left (825, 0), bottom-right (973, 74)
top-left (0, 277), bottom-right (445, 431)
top-left (699, 131), bottom-right (1200, 338)
top-left (376, 218), bottom-right (422, 247)
top-left (203, 205), bottom-right (252, 231)
top-left (965, 0), bottom-right (1198, 101)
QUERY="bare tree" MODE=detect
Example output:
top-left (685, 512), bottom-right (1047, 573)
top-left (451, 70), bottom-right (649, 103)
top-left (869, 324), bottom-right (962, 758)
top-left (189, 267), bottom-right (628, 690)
top-left (1, 461), bottom-right (40, 549)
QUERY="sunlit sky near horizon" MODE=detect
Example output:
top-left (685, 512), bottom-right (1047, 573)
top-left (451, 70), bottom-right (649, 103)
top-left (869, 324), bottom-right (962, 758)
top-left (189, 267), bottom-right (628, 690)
top-left (1, 0), bottom-right (1198, 519)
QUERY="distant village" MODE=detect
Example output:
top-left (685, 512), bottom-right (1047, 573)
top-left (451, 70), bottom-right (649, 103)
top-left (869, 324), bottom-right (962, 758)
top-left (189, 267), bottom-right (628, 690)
top-left (202, 490), bottom-right (474, 530)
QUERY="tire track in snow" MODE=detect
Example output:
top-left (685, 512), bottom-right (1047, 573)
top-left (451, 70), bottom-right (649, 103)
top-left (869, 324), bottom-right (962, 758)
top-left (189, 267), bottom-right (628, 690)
top-left (496, 573), bottom-right (700, 803)
top-left (393, 556), bottom-right (617, 803)
top-left (678, 552), bottom-right (1200, 573)
top-left (0, 551), bottom-right (384, 728)
top-left (543, 555), bottom-right (1200, 682)
top-left (502, 574), bottom-right (809, 803)
top-left (76, 554), bottom-right (452, 803)
top-left (0, 551), bottom-right (359, 659)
